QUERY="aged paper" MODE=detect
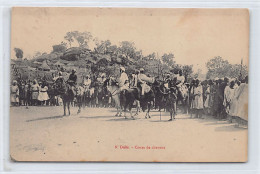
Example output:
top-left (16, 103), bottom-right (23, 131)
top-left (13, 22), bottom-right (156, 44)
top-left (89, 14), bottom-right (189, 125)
top-left (10, 7), bottom-right (248, 162)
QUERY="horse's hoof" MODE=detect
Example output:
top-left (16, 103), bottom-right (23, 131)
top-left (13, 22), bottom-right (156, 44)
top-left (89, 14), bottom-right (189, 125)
top-left (145, 116), bottom-right (147, 119)
top-left (124, 117), bottom-right (127, 119)
top-left (168, 119), bottom-right (172, 121)
top-left (131, 116), bottom-right (135, 120)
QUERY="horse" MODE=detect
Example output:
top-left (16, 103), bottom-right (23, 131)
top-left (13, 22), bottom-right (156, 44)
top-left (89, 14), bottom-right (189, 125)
top-left (53, 79), bottom-right (80, 116)
top-left (104, 77), bottom-right (154, 119)
top-left (103, 78), bottom-right (123, 117)
top-left (138, 83), bottom-right (155, 119)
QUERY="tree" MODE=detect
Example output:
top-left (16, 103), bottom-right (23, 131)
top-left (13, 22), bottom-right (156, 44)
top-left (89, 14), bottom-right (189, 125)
top-left (118, 41), bottom-right (137, 59)
top-left (74, 31), bottom-right (93, 48)
top-left (162, 53), bottom-right (175, 67)
top-left (228, 64), bottom-right (248, 80)
top-left (64, 32), bottom-right (74, 48)
top-left (206, 56), bottom-right (248, 79)
top-left (64, 31), bottom-right (93, 48)
top-left (14, 48), bottom-right (23, 59)
top-left (94, 39), bottom-right (112, 54)
top-left (206, 56), bottom-right (230, 79)
top-left (182, 65), bottom-right (193, 81)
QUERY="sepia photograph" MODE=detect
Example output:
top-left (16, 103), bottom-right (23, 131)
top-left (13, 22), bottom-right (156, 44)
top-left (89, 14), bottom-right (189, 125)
top-left (10, 7), bottom-right (249, 162)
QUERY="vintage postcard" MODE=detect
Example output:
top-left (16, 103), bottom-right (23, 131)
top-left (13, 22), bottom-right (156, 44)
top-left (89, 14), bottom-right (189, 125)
top-left (10, 7), bottom-right (249, 162)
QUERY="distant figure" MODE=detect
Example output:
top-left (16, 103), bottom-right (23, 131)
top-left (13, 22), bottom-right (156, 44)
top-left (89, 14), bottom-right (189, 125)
top-left (24, 81), bottom-right (29, 106)
top-left (10, 80), bottom-right (19, 106)
top-left (203, 80), bottom-right (211, 115)
top-left (38, 82), bottom-right (49, 105)
top-left (191, 79), bottom-right (204, 118)
top-left (31, 79), bottom-right (40, 106)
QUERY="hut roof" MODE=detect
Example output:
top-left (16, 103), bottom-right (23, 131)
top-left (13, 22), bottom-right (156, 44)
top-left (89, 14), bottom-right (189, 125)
top-left (40, 60), bottom-right (50, 70)
top-left (54, 60), bottom-right (64, 66)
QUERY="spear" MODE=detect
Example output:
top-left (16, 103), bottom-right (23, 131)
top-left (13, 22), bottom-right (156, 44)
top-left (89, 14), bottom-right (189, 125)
top-left (239, 58), bottom-right (243, 80)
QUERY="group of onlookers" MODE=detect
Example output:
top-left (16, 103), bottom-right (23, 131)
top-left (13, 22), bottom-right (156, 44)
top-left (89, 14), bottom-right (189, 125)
top-left (189, 76), bottom-right (248, 125)
top-left (10, 79), bottom-right (54, 106)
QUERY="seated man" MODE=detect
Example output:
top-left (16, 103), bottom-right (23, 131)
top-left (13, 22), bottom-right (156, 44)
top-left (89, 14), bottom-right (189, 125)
top-left (67, 69), bottom-right (77, 95)
top-left (53, 71), bottom-right (66, 94)
top-left (83, 75), bottom-right (91, 97)
top-left (175, 70), bottom-right (187, 98)
top-left (137, 68), bottom-right (154, 96)
top-left (118, 67), bottom-right (129, 92)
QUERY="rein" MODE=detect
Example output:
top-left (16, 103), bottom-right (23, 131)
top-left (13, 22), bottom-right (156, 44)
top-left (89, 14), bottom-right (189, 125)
top-left (110, 89), bottom-right (120, 96)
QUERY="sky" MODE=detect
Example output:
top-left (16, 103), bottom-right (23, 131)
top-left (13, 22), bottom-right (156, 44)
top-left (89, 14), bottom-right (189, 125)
top-left (11, 7), bottom-right (249, 73)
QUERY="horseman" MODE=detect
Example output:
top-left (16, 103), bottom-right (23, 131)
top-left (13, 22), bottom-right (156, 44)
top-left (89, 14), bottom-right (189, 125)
top-left (118, 67), bottom-right (129, 93)
top-left (83, 75), bottom-right (91, 93)
top-left (137, 68), bottom-right (154, 96)
top-left (53, 71), bottom-right (64, 83)
top-left (175, 69), bottom-right (187, 99)
top-left (67, 69), bottom-right (77, 95)
top-left (164, 73), bottom-right (171, 89)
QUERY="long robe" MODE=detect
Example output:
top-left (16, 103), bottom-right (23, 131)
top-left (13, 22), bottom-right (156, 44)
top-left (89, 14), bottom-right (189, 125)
top-left (204, 85), bottom-right (210, 108)
top-left (10, 85), bottom-right (19, 103)
top-left (192, 85), bottom-right (204, 109)
top-left (223, 86), bottom-right (235, 114)
top-left (229, 83), bottom-right (248, 120)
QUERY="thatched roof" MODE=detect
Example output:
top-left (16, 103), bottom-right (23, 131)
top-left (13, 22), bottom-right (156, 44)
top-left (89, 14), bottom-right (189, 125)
top-left (54, 60), bottom-right (64, 66)
top-left (40, 60), bottom-right (50, 70)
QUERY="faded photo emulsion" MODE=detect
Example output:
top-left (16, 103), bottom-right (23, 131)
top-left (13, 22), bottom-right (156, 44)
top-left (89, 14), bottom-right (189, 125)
top-left (10, 7), bottom-right (249, 162)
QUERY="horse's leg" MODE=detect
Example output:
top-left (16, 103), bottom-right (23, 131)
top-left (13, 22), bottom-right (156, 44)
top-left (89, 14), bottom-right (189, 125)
top-left (68, 102), bottom-right (70, 115)
top-left (169, 111), bottom-right (173, 121)
top-left (115, 107), bottom-right (119, 117)
top-left (174, 102), bottom-right (177, 119)
top-left (63, 100), bottom-right (66, 116)
top-left (147, 102), bottom-right (151, 118)
top-left (77, 98), bottom-right (81, 114)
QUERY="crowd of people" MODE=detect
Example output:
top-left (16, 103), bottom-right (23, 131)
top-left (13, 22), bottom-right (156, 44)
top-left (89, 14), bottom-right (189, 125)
top-left (189, 76), bottom-right (248, 125)
top-left (10, 67), bottom-right (248, 125)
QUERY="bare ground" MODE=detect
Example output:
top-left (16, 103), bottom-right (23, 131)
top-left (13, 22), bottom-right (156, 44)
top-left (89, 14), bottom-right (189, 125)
top-left (10, 106), bottom-right (248, 162)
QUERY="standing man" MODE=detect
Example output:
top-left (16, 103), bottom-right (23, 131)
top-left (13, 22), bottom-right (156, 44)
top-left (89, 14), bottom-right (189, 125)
top-left (10, 80), bottom-right (19, 106)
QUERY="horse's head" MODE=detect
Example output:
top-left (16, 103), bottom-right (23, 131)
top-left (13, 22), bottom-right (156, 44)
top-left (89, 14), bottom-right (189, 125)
top-left (107, 77), bottom-right (118, 86)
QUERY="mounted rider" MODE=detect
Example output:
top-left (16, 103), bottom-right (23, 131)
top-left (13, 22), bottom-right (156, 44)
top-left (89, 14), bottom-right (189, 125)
top-left (118, 67), bottom-right (129, 92)
top-left (67, 69), bottom-right (77, 95)
top-left (137, 68), bottom-right (154, 96)
top-left (82, 75), bottom-right (92, 97)
top-left (175, 69), bottom-right (188, 98)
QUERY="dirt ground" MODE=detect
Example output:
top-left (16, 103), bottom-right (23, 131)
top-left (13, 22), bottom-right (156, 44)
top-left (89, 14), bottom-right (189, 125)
top-left (10, 106), bottom-right (248, 162)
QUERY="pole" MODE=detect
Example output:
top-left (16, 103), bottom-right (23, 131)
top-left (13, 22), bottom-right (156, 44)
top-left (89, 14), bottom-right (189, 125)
top-left (239, 58), bottom-right (243, 80)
